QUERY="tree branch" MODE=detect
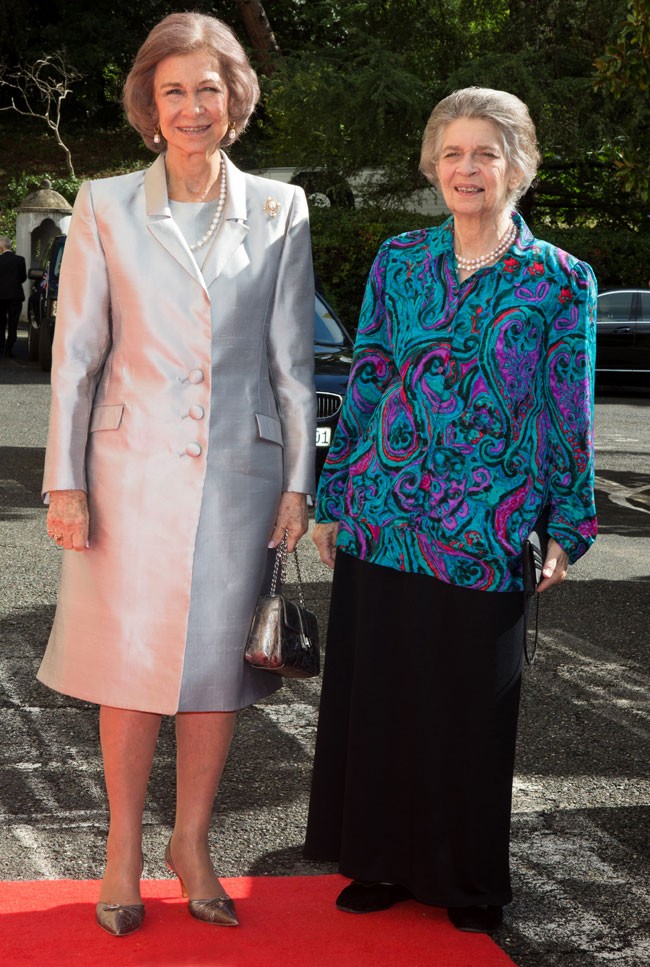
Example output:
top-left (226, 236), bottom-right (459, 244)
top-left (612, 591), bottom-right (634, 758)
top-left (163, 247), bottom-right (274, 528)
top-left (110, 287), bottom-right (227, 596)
top-left (0, 53), bottom-right (81, 177)
top-left (235, 0), bottom-right (281, 75)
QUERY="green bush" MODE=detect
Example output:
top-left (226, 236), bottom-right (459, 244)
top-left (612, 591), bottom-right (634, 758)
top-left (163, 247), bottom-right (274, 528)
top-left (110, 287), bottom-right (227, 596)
top-left (310, 207), bottom-right (444, 327)
top-left (311, 206), bottom-right (650, 330)
top-left (6, 172), bottom-right (82, 205)
top-left (532, 224), bottom-right (650, 290)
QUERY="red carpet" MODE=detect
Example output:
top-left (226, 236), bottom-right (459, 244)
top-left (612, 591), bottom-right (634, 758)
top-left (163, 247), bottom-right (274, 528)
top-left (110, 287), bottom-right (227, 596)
top-left (0, 875), bottom-right (517, 966)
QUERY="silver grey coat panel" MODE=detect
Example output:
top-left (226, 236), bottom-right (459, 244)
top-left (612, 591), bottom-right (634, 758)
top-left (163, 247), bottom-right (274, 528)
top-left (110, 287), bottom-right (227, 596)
top-left (37, 153), bottom-right (316, 714)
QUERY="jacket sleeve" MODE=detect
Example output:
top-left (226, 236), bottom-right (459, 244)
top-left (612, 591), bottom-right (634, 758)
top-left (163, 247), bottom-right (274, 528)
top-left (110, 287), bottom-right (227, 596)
top-left (42, 181), bottom-right (112, 497)
top-left (544, 258), bottom-right (598, 562)
top-left (315, 240), bottom-right (399, 522)
top-left (266, 185), bottom-right (317, 494)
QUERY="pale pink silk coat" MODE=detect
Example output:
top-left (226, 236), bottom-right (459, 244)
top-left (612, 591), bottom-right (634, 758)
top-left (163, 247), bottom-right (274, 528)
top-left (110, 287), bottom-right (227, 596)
top-left (37, 152), bottom-right (315, 714)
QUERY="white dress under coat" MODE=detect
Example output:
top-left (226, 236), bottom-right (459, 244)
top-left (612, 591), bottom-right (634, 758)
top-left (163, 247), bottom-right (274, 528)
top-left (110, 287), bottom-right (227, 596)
top-left (37, 152), bottom-right (316, 714)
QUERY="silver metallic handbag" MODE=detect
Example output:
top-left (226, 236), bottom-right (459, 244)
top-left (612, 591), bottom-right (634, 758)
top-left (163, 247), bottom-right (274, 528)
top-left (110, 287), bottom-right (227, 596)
top-left (244, 535), bottom-right (320, 679)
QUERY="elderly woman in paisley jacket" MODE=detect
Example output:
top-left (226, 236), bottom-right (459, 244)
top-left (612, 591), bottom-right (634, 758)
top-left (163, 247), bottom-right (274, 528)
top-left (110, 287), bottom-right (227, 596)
top-left (304, 87), bottom-right (597, 934)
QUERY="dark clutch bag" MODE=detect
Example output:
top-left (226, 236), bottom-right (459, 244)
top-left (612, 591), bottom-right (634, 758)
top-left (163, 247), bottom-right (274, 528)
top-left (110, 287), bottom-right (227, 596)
top-left (522, 517), bottom-right (549, 596)
top-left (244, 536), bottom-right (320, 679)
top-left (522, 507), bottom-right (550, 664)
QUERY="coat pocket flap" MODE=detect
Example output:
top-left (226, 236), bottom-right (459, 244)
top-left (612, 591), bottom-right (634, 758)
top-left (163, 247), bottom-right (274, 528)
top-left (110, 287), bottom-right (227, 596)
top-left (89, 404), bottom-right (124, 432)
top-left (255, 413), bottom-right (283, 446)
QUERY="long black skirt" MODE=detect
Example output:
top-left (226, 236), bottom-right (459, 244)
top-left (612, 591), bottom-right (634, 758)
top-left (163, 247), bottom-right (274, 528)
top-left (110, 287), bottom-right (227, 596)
top-left (304, 550), bottom-right (525, 908)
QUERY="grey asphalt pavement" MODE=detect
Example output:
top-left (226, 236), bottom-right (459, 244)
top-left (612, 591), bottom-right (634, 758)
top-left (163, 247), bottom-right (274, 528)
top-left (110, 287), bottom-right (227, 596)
top-left (1, 335), bottom-right (649, 967)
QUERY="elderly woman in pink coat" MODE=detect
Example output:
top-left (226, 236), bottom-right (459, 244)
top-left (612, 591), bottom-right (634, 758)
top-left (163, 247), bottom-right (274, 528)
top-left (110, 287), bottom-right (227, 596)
top-left (39, 12), bottom-right (315, 937)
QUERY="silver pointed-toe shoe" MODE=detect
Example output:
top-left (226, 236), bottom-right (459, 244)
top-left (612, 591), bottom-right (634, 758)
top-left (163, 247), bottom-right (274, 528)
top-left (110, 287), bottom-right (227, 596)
top-left (165, 838), bottom-right (239, 927)
top-left (96, 901), bottom-right (145, 937)
top-left (186, 895), bottom-right (239, 926)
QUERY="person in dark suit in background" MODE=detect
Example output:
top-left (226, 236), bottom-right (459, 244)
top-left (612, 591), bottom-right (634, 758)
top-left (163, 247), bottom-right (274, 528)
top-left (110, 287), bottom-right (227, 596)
top-left (0, 236), bottom-right (27, 358)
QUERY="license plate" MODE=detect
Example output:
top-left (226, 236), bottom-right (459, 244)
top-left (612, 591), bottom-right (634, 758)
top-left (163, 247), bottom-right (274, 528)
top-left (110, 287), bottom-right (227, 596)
top-left (316, 427), bottom-right (332, 447)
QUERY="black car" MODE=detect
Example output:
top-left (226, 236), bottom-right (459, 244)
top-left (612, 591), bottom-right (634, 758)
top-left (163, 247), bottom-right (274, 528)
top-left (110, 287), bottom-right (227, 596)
top-left (596, 288), bottom-right (650, 383)
top-left (27, 233), bottom-right (353, 470)
top-left (314, 292), bottom-right (353, 475)
top-left (27, 233), bottom-right (66, 372)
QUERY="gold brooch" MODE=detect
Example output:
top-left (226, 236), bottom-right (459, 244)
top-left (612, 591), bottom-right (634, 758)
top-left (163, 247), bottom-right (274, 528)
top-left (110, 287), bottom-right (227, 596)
top-left (264, 196), bottom-right (280, 218)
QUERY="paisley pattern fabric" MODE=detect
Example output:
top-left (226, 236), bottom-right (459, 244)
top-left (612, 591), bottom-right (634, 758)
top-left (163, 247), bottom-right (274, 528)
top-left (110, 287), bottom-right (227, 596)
top-left (315, 213), bottom-right (597, 591)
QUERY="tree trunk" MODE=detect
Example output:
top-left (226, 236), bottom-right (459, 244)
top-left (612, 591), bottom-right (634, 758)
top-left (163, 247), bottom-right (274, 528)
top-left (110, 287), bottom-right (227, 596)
top-left (235, 0), bottom-right (281, 75)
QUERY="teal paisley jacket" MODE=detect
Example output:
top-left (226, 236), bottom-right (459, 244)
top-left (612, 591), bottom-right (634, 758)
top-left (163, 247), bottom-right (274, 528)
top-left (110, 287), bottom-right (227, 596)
top-left (315, 214), bottom-right (598, 591)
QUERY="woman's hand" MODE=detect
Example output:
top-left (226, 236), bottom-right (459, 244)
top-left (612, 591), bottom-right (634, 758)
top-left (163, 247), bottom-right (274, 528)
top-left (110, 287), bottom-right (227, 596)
top-left (47, 490), bottom-right (90, 551)
top-left (536, 538), bottom-right (569, 593)
top-left (268, 491), bottom-right (308, 552)
top-left (312, 522), bottom-right (339, 569)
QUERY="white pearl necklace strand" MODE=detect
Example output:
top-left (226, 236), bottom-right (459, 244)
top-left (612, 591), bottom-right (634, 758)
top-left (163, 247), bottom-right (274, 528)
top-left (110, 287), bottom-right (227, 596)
top-left (189, 159), bottom-right (227, 252)
top-left (454, 220), bottom-right (517, 271)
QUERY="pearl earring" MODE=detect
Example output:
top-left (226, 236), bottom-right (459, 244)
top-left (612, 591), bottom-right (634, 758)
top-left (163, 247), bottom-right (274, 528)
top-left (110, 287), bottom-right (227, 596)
top-left (227, 122), bottom-right (236, 141)
top-left (153, 125), bottom-right (161, 145)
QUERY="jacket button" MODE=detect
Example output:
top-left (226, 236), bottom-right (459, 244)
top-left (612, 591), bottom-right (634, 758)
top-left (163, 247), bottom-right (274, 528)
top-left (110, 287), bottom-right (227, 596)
top-left (188, 369), bottom-right (204, 384)
top-left (185, 442), bottom-right (202, 457)
top-left (188, 404), bottom-right (205, 420)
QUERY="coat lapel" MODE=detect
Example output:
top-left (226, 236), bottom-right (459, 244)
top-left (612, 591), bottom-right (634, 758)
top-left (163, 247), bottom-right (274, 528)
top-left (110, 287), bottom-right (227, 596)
top-left (143, 154), bottom-right (206, 292)
top-left (202, 152), bottom-right (250, 291)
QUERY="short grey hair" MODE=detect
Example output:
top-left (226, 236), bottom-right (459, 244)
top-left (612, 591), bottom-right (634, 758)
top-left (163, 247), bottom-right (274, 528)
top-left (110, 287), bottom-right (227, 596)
top-left (419, 87), bottom-right (540, 207)
top-left (0, 236), bottom-right (13, 250)
top-left (123, 12), bottom-right (260, 153)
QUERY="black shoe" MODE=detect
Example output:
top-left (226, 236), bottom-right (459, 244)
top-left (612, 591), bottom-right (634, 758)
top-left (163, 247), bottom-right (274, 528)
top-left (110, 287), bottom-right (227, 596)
top-left (448, 905), bottom-right (503, 933)
top-left (336, 880), bottom-right (413, 913)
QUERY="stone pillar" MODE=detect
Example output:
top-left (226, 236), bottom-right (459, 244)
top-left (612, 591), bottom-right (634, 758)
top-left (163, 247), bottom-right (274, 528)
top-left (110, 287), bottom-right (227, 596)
top-left (16, 181), bottom-right (73, 318)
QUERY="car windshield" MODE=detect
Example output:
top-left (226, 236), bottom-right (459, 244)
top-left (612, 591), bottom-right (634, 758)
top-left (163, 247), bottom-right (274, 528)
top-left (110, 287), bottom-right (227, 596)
top-left (314, 297), bottom-right (349, 348)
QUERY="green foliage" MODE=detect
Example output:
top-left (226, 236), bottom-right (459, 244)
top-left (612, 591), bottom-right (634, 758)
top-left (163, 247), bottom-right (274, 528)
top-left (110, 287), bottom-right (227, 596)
top-left (257, 0), bottom-right (488, 193)
top-left (593, 0), bottom-right (650, 201)
top-left (260, 40), bottom-right (432, 200)
top-left (531, 152), bottom-right (645, 231)
top-left (254, 0), bottom-right (649, 224)
top-left (593, 0), bottom-right (650, 95)
top-left (102, 62), bottom-right (123, 105)
top-left (310, 206), bottom-right (444, 324)
top-left (7, 172), bottom-right (82, 205)
top-left (1, 1), bottom-right (649, 234)
top-left (0, 210), bottom-right (15, 240)
top-left (537, 223), bottom-right (650, 290)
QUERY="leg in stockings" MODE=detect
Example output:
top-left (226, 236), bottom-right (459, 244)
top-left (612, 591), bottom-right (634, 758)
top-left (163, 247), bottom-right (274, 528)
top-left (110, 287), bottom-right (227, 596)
top-left (99, 705), bottom-right (162, 904)
top-left (168, 711), bottom-right (236, 899)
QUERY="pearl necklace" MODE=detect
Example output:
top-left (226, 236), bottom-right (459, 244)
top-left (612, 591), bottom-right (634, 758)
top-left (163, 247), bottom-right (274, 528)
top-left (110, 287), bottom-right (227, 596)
top-left (189, 159), bottom-right (227, 252)
top-left (454, 220), bottom-right (517, 271)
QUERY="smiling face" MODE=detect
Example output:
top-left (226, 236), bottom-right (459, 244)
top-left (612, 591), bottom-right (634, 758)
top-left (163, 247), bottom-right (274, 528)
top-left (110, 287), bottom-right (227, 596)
top-left (153, 50), bottom-right (230, 159)
top-left (435, 117), bottom-right (520, 223)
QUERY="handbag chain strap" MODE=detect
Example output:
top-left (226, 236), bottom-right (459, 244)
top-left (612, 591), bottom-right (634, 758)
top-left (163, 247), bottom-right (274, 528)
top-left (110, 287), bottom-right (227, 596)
top-left (269, 531), bottom-right (308, 609)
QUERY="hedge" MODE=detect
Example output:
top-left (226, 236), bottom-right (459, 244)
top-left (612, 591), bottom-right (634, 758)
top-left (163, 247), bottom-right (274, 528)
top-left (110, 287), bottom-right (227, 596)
top-left (310, 207), bottom-right (440, 327)
top-left (310, 206), bottom-right (650, 331)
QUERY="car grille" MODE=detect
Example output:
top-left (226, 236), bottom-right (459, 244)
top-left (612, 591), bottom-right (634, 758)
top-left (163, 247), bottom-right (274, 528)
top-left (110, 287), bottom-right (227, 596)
top-left (317, 392), bottom-right (343, 420)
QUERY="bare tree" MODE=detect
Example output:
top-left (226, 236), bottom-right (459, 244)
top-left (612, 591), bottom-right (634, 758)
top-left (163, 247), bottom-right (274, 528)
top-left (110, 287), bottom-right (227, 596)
top-left (0, 53), bottom-right (81, 177)
top-left (235, 0), bottom-right (281, 75)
